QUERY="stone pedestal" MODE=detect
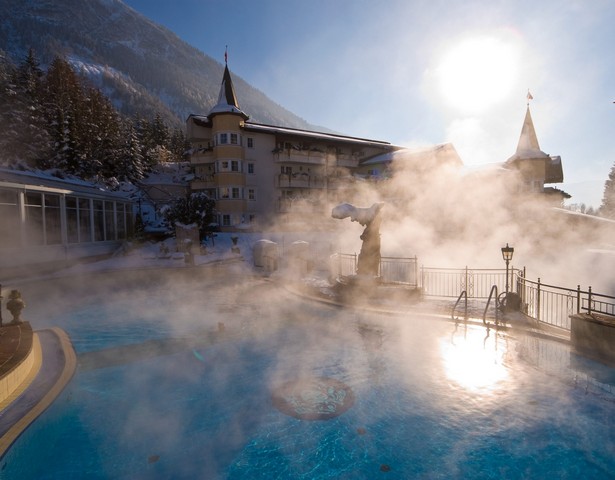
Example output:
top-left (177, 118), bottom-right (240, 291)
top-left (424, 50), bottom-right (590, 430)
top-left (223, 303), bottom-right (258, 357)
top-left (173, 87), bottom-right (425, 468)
top-left (571, 313), bottom-right (615, 366)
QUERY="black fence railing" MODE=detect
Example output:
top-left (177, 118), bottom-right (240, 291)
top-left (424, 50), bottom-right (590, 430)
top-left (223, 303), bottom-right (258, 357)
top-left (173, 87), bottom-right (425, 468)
top-left (420, 266), bottom-right (516, 299)
top-left (517, 275), bottom-right (615, 330)
top-left (329, 255), bottom-right (615, 331)
top-left (330, 253), bottom-right (418, 287)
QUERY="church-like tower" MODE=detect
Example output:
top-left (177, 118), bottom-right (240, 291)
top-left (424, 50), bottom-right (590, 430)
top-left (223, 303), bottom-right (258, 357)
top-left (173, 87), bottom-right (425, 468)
top-left (504, 103), bottom-right (566, 201)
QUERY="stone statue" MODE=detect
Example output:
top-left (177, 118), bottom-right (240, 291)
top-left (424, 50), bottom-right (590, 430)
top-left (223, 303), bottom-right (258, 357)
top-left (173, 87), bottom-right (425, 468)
top-left (332, 202), bottom-right (384, 277)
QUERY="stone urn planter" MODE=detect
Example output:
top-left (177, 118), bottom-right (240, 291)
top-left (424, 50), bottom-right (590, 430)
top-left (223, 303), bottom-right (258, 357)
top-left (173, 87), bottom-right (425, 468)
top-left (231, 235), bottom-right (240, 254)
top-left (6, 290), bottom-right (25, 324)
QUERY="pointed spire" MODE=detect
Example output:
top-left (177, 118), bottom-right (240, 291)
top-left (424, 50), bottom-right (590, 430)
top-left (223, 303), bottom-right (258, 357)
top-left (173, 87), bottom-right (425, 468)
top-left (208, 57), bottom-right (249, 120)
top-left (516, 105), bottom-right (541, 153)
top-left (506, 100), bottom-right (549, 163)
top-left (217, 64), bottom-right (240, 109)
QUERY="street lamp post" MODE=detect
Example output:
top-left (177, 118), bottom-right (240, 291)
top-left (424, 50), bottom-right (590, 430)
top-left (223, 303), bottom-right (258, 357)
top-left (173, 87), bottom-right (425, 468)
top-left (501, 243), bottom-right (514, 295)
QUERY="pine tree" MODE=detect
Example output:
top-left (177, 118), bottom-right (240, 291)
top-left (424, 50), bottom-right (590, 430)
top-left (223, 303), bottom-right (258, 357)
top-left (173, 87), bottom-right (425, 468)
top-left (42, 57), bottom-right (86, 173)
top-left (84, 86), bottom-right (122, 180)
top-left (150, 113), bottom-right (170, 147)
top-left (0, 49), bottom-right (51, 167)
top-left (163, 192), bottom-right (216, 238)
top-left (600, 161), bottom-right (615, 218)
top-left (117, 118), bottom-right (145, 182)
top-left (170, 127), bottom-right (189, 161)
top-left (0, 51), bottom-right (18, 166)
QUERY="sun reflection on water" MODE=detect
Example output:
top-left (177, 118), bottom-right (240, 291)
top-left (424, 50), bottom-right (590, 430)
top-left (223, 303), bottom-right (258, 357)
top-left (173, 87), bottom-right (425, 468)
top-left (441, 325), bottom-right (509, 393)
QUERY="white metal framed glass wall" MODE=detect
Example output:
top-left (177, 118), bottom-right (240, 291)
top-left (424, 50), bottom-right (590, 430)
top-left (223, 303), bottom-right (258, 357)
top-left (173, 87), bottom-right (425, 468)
top-left (0, 170), bottom-right (133, 271)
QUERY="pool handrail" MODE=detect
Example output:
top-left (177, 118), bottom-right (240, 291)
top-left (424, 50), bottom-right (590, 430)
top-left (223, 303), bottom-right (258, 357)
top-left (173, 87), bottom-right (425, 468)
top-left (482, 285), bottom-right (500, 327)
top-left (451, 289), bottom-right (468, 323)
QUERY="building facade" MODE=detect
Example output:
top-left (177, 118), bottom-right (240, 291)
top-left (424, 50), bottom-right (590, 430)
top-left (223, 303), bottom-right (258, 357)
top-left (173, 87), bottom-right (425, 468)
top-left (186, 65), bottom-right (406, 231)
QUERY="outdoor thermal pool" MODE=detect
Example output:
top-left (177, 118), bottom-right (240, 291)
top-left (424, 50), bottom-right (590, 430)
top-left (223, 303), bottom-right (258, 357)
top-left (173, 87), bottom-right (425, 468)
top-left (2, 268), bottom-right (615, 479)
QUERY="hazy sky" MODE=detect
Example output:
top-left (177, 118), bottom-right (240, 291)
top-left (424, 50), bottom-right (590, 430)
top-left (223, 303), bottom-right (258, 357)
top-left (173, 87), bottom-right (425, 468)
top-left (123, 0), bottom-right (615, 208)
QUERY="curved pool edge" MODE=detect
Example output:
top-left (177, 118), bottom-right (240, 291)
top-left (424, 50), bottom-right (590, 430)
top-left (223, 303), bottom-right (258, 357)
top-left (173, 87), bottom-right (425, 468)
top-left (0, 327), bottom-right (76, 458)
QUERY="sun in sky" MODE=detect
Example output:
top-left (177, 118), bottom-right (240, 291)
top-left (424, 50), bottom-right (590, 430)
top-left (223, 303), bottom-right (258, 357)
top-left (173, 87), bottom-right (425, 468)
top-left (435, 35), bottom-right (520, 114)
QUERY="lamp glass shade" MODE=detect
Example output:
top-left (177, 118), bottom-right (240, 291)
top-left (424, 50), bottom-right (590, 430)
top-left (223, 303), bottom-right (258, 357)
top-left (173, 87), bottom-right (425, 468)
top-left (501, 244), bottom-right (514, 262)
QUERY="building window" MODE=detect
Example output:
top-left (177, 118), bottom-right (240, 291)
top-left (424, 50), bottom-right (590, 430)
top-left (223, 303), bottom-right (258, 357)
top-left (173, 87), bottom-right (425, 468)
top-left (221, 161), bottom-right (229, 170)
top-left (249, 214), bottom-right (256, 223)
top-left (248, 163), bottom-right (255, 174)
top-left (79, 198), bottom-right (92, 242)
top-left (230, 133), bottom-right (238, 145)
top-left (93, 200), bottom-right (104, 241)
top-left (220, 187), bottom-right (230, 199)
top-left (65, 196), bottom-right (78, 244)
top-left (222, 214), bottom-right (231, 226)
top-left (247, 138), bottom-right (254, 148)
top-left (231, 160), bottom-right (239, 172)
top-left (232, 187), bottom-right (240, 199)
top-left (24, 192), bottom-right (43, 245)
top-left (104, 201), bottom-right (116, 241)
top-left (0, 189), bottom-right (20, 248)
top-left (116, 203), bottom-right (127, 239)
top-left (44, 194), bottom-right (62, 245)
top-left (219, 133), bottom-right (228, 144)
top-left (248, 189), bottom-right (256, 201)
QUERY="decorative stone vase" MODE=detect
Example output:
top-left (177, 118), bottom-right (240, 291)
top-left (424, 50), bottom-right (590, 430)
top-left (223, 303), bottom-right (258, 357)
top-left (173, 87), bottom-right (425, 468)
top-left (6, 290), bottom-right (25, 324)
top-left (231, 235), bottom-right (240, 254)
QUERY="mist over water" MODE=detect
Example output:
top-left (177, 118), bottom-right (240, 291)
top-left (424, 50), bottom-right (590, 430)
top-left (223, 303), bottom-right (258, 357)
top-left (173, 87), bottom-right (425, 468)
top-left (4, 265), bottom-right (615, 479)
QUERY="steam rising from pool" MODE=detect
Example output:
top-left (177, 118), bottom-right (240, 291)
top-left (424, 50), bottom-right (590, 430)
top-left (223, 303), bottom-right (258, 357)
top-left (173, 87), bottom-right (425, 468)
top-left (7, 268), bottom-right (615, 479)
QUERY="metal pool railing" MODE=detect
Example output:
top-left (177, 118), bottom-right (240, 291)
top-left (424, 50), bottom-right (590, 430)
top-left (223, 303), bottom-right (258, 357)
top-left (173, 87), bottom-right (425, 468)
top-left (330, 253), bottom-right (418, 287)
top-left (516, 275), bottom-right (615, 331)
top-left (329, 254), bottom-right (615, 331)
top-left (420, 266), bottom-right (514, 299)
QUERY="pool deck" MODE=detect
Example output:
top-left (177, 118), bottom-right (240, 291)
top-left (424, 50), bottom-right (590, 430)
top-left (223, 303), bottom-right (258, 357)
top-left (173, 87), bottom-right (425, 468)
top-left (0, 323), bottom-right (76, 457)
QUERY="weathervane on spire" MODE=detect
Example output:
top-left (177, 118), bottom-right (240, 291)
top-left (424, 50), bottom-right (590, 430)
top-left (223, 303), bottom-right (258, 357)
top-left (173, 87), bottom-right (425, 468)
top-left (527, 89), bottom-right (533, 106)
top-left (224, 45), bottom-right (228, 65)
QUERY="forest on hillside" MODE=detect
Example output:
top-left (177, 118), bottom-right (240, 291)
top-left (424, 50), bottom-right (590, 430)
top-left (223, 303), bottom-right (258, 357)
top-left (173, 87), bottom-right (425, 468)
top-left (0, 49), bottom-right (187, 187)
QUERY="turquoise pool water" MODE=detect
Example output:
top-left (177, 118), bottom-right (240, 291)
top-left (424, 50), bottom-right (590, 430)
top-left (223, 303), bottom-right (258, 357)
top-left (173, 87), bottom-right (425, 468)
top-left (2, 270), bottom-right (615, 479)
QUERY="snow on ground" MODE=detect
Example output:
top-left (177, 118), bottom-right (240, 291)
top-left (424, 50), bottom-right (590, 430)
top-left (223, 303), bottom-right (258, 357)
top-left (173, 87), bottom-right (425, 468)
top-left (8, 232), bottom-right (336, 285)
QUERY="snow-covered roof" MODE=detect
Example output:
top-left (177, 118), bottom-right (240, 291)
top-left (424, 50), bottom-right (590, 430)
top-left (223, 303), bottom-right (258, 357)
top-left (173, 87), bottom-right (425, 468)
top-left (552, 207), bottom-right (615, 226)
top-left (139, 162), bottom-right (192, 186)
top-left (0, 168), bottom-right (131, 199)
top-left (243, 122), bottom-right (393, 148)
top-left (361, 143), bottom-right (462, 166)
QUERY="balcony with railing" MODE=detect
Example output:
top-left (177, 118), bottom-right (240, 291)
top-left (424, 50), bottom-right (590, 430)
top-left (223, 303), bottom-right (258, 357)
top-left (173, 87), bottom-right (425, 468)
top-left (216, 198), bottom-right (247, 211)
top-left (336, 153), bottom-right (360, 168)
top-left (277, 198), bottom-right (323, 214)
top-left (189, 147), bottom-right (214, 165)
top-left (273, 148), bottom-right (326, 165)
top-left (191, 175), bottom-right (216, 190)
top-left (191, 171), bottom-right (246, 190)
top-left (275, 173), bottom-right (326, 189)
